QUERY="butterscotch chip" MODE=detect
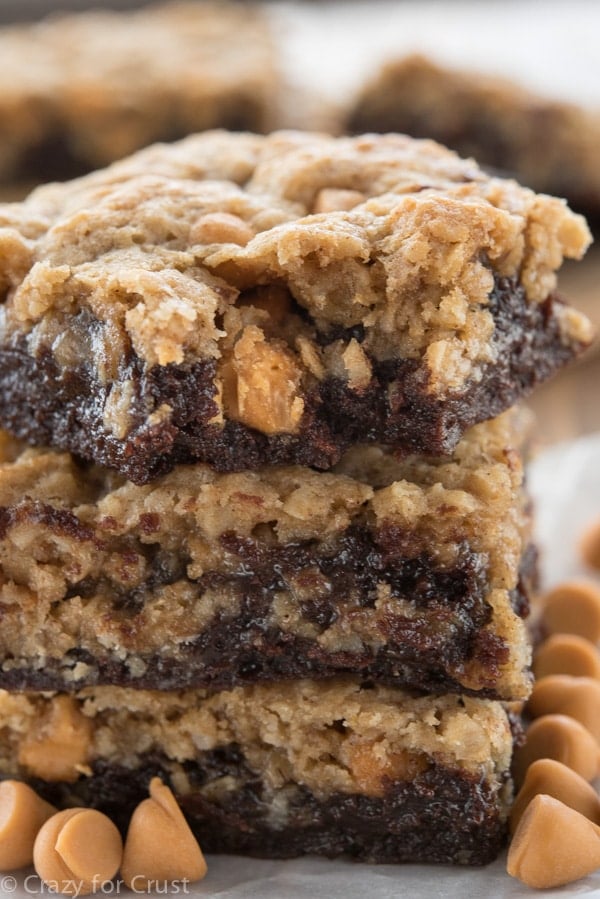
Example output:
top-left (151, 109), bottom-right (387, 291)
top-left (512, 714), bottom-right (600, 786)
top-left (526, 675), bottom-right (600, 742)
top-left (344, 742), bottom-right (427, 798)
top-left (342, 339), bottom-right (372, 390)
top-left (507, 794), bottom-right (600, 889)
top-left (0, 781), bottom-right (56, 870)
top-left (18, 696), bottom-right (92, 782)
top-left (121, 778), bottom-right (207, 889)
top-left (580, 518), bottom-right (600, 571)
top-left (510, 758), bottom-right (600, 834)
top-left (541, 581), bottom-right (600, 642)
top-left (227, 326), bottom-right (305, 435)
top-left (533, 634), bottom-right (600, 679)
top-left (33, 808), bottom-right (122, 896)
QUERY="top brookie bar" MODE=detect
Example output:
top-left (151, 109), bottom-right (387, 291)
top-left (347, 55), bottom-right (600, 223)
top-left (0, 130), bottom-right (593, 483)
top-left (0, 2), bottom-right (278, 184)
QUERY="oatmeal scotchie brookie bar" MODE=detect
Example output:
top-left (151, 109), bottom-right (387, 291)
top-left (0, 127), bottom-right (591, 873)
top-left (0, 131), bottom-right (592, 482)
top-left (0, 411), bottom-right (533, 700)
top-left (0, 681), bottom-right (515, 865)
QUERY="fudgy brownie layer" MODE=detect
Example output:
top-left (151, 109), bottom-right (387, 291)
top-left (29, 753), bottom-right (506, 865)
top-left (0, 275), bottom-right (584, 482)
top-left (0, 412), bottom-right (533, 699)
top-left (0, 681), bottom-right (513, 865)
top-left (0, 131), bottom-right (591, 480)
top-left (0, 528), bottom-right (535, 697)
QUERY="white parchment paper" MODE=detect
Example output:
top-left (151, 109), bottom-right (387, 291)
top-left (1, 434), bottom-right (599, 898)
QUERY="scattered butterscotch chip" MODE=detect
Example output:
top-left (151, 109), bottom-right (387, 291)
top-left (512, 714), bottom-right (600, 786)
top-left (507, 794), bottom-right (600, 889)
top-left (0, 781), bottom-right (56, 870)
top-left (533, 634), bottom-right (600, 679)
top-left (510, 758), bottom-right (600, 833)
top-left (33, 808), bottom-right (123, 896)
top-left (121, 778), bottom-right (206, 889)
top-left (526, 675), bottom-right (600, 742)
top-left (580, 518), bottom-right (600, 571)
top-left (541, 581), bottom-right (600, 643)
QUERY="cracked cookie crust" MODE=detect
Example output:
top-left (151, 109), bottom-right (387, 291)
top-left (0, 680), bottom-right (514, 865)
top-left (0, 131), bottom-right (592, 481)
top-left (0, 412), bottom-right (533, 700)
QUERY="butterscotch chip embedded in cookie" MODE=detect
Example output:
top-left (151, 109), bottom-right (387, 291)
top-left (0, 681), bottom-right (515, 865)
top-left (0, 130), bottom-right (592, 482)
top-left (17, 696), bottom-right (92, 782)
top-left (0, 412), bottom-right (534, 700)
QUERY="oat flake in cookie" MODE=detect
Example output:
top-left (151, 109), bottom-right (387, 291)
top-left (0, 131), bottom-right (592, 482)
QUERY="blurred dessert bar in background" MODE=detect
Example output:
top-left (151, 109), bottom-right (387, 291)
top-left (346, 54), bottom-right (600, 223)
top-left (0, 1), bottom-right (279, 184)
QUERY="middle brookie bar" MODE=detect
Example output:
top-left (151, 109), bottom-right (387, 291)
top-left (0, 680), bottom-right (515, 865)
top-left (0, 410), bottom-right (533, 700)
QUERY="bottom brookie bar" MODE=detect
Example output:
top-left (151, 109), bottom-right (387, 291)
top-left (0, 680), bottom-right (514, 865)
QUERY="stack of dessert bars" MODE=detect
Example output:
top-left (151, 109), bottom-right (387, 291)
top-left (0, 132), bottom-right (592, 865)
